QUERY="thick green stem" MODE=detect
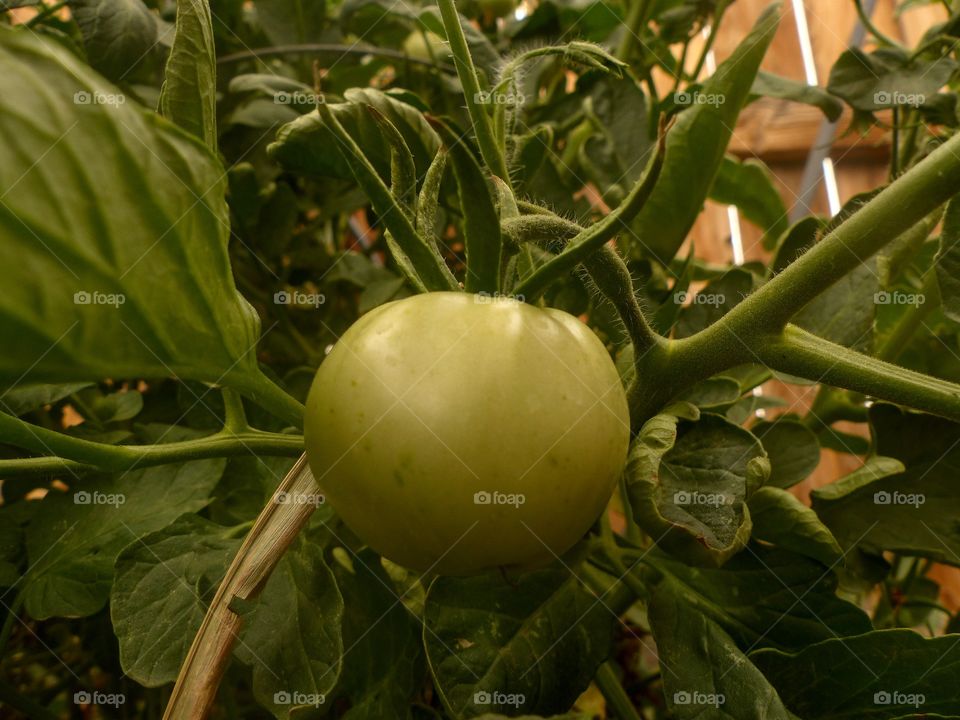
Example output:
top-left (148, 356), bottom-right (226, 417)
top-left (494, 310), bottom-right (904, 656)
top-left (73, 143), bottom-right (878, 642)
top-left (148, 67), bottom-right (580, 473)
top-left (616, 0), bottom-right (654, 61)
top-left (759, 325), bottom-right (960, 422)
top-left (0, 411), bottom-right (303, 475)
top-left (595, 662), bottom-right (642, 720)
top-left (435, 0), bottom-right (510, 183)
top-left (716, 131), bottom-right (960, 338)
top-left (515, 128), bottom-right (667, 301)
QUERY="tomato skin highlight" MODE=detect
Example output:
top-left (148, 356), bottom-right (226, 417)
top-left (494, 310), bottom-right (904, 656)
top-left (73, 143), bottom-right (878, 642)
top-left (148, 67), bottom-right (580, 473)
top-left (304, 292), bottom-right (630, 575)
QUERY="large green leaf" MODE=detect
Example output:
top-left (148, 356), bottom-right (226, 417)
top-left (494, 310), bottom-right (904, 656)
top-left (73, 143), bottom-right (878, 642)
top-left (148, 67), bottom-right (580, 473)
top-left (236, 531), bottom-right (345, 719)
top-left (270, 88), bottom-right (441, 183)
top-left (0, 30), bottom-right (266, 396)
top-left (631, 3), bottom-right (781, 262)
top-left (709, 156), bottom-right (788, 247)
top-left (333, 550), bottom-right (423, 720)
top-left (752, 630), bottom-right (960, 719)
top-left (424, 564), bottom-right (616, 718)
top-left (751, 419), bottom-right (820, 488)
top-left (650, 577), bottom-right (791, 720)
top-left (23, 456), bottom-right (225, 619)
top-left (644, 546), bottom-right (872, 651)
top-left (159, 0), bottom-right (217, 149)
top-left (68, 0), bottom-right (158, 81)
top-left (813, 405), bottom-right (960, 566)
top-left (748, 486), bottom-right (842, 567)
top-left (253, 0), bottom-right (327, 45)
top-left (751, 71), bottom-right (843, 121)
top-left (626, 412), bottom-right (768, 567)
top-left (111, 514), bottom-right (241, 686)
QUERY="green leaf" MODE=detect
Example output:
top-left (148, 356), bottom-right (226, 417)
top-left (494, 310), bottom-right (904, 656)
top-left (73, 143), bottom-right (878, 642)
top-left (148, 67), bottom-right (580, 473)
top-left (751, 71), bottom-right (843, 121)
top-left (332, 549), bottom-right (423, 720)
top-left (111, 514), bottom-right (241, 686)
top-left (425, 564), bottom-right (615, 718)
top-left (432, 120), bottom-right (501, 294)
top-left (631, 3), bottom-right (782, 263)
top-left (645, 546), bottom-right (872, 651)
top-left (935, 198), bottom-right (960, 323)
top-left (709, 156), bottom-right (788, 247)
top-left (253, 0), bottom-right (326, 45)
top-left (68, 0), bottom-right (158, 81)
top-left (340, 0), bottom-right (417, 48)
top-left (675, 268), bottom-right (755, 338)
top-left (650, 577), bottom-right (792, 720)
top-left (236, 533), bottom-right (345, 719)
top-left (751, 419), bottom-right (820, 488)
top-left (0, 30), bottom-right (266, 397)
top-left (752, 630), bottom-right (960, 719)
top-left (813, 405), bottom-right (960, 566)
top-left (159, 0), bottom-right (217, 149)
top-left (271, 89), bottom-right (442, 183)
top-left (827, 46), bottom-right (957, 112)
top-left (770, 216), bottom-right (820, 271)
top-left (748, 487), bottom-right (842, 566)
top-left (677, 377), bottom-right (742, 409)
top-left (0, 382), bottom-right (92, 416)
top-left (626, 412), bottom-right (768, 567)
top-left (23, 457), bottom-right (225, 619)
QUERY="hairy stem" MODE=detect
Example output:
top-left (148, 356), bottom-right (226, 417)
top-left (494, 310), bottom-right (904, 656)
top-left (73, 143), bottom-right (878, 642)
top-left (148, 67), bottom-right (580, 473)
top-left (514, 126), bottom-right (667, 301)
top-left (435, 0), bottom-right (510, 183)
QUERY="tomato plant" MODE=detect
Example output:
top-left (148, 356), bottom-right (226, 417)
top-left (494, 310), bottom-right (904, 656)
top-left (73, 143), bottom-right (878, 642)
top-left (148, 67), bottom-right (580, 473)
top-left (5, 0), bottom-right (960, 718)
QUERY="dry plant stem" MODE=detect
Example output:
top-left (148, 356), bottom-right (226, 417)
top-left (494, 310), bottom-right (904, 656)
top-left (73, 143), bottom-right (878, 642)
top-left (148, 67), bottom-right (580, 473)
top-left (164, 454), bottom-right (318, 720)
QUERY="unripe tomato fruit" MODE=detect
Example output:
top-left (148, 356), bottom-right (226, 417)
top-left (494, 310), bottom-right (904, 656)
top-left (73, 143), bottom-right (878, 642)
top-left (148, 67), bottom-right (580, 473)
top-left (401, 31), bottom-right (451, 63)
top-left (304, 292), bottom-right (630, 575)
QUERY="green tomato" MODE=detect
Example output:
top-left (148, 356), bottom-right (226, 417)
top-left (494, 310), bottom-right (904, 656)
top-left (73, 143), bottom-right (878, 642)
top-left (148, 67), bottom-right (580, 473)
top-left (304, 292), bottom-right (630, 575)
top-left (401, 31), bottom-right (450, 63)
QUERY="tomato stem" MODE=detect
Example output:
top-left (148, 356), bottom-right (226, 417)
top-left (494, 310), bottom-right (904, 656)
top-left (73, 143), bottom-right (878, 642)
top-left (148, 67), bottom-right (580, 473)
top-left (595, 661), bottom-right (643, 720)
